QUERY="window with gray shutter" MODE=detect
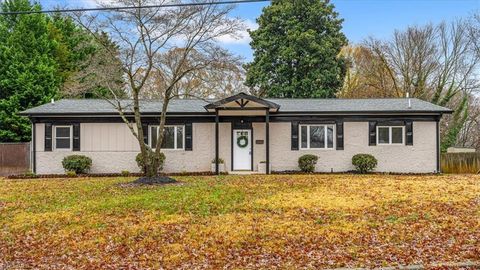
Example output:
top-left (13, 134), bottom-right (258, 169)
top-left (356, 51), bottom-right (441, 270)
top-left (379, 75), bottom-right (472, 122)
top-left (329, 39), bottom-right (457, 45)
top-left (45, 123), bottom-right (52, 151)
top-left (369, 121), bottom-right (377, 146)
top-left (291, 121), bottom-right (299, 150)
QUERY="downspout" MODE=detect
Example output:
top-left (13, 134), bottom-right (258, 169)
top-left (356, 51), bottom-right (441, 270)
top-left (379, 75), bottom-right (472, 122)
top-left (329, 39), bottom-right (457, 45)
top-left (32, 120), bottom-right (36, 174)
top-left (215, 109), bottom-right (219, 175)
top-left (436, 116), bottom-right (440, 173)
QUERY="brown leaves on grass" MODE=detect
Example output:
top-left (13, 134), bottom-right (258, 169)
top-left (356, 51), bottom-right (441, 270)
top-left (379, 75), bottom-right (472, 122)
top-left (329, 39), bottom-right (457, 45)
top-left (0, 175), bottom-right (479, 269)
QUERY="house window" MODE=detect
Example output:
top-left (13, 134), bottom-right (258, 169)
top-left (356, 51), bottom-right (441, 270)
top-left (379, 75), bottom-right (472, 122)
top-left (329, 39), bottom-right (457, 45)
top-left (300, 124), bottom-right (335, 149)
top-left (377, 126), bottom-right (404, 145)
top-left (54, 125), bottom-right (72, 150)
top-left (149, 125), bottom-right (184, 150)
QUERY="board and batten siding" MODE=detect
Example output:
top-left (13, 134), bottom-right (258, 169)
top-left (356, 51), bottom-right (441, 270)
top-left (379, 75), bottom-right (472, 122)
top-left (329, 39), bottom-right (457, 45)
top-left (269, 121), bottom-right (437, 173)
top-left (34, 122), bottom-right (226, 174)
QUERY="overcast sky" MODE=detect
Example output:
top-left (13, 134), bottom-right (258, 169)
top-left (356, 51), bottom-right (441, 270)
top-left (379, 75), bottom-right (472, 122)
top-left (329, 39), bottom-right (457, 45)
top-left (37, 0), bottom-right (479, 61)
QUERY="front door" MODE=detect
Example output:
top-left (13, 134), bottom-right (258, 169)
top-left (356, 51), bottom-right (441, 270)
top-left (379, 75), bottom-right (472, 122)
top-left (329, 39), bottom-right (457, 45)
top-left (233, 129), bottom-right (252, 170)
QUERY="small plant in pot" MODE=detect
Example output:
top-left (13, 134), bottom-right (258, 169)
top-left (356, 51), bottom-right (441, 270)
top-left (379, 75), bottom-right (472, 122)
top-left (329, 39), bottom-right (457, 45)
top-left (258, 161), bottom-right (269, 174)
top-left (211, 158), bottom-right (225, 173)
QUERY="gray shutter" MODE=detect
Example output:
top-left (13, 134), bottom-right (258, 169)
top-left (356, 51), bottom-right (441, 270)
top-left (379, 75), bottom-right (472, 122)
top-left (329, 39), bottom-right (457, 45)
top-left (369, 121), bottom-right (377, 146)
top-left (405, 120), bottom-right (413, 145)
top-left (336, 121), bottom-right (344, 150)
top-left (73, 123), bottom-right (80, 151)
top-left (142, 123), bottom-right (148, 145)
top-left (291, 121), bottom-right (299, 150)
top-left (185, 122), bottom-right (193, 151)
top-left (44, 123), bottom-right (52, 151)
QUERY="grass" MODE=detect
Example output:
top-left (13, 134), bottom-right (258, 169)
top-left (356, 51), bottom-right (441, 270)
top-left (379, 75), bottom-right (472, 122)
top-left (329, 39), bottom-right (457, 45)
top-left (0, 174), bottom-right (479, 269)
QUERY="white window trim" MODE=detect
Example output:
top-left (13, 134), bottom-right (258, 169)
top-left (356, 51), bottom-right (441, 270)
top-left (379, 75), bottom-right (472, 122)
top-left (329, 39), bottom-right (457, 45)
top-left (377, 126), bottom-right (405, 145)
top-left (299, 124), bottom-right (336, 150)
top-left (149, 125), bottom-right (185, 150)
top-left (53, 125), bottom-right (73, 151)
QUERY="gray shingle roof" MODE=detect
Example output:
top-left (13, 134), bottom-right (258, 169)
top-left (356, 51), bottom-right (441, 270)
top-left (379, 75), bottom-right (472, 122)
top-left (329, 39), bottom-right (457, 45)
top-left (20, 97), bottom-right (452, 115)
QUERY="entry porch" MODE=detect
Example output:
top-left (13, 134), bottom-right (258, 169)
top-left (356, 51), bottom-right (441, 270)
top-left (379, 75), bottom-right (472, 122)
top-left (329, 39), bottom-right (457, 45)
top-left (204, 93), bottom-right (280, 175)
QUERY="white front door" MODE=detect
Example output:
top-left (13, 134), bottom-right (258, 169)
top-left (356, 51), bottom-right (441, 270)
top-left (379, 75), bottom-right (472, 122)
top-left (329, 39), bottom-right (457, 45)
top-left (233, 129), bottom-right (252, 170)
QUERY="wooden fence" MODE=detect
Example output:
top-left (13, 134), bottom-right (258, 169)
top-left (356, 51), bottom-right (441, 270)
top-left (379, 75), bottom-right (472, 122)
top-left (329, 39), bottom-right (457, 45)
top-left (0, 143), bottom-right (30, 176)
top-left (441, 152), bottom-right (480, 174)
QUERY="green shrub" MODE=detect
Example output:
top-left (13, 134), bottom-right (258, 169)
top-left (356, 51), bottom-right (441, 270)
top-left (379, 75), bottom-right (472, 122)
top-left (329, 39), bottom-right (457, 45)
top-left (66, 171), bottom-right (77, 177)
top-left (298, 154), bottom-right (318, 173)
top-left (62, 155), bottom-right (92, 174)
top-left (211, 158), bottom-right (224, 164)
top-left (121, 170), bottom-right (130, 176)
top-left (352, 154), bottom-right (378, 173)
top-left (136, 151), bottom-right (166, 173)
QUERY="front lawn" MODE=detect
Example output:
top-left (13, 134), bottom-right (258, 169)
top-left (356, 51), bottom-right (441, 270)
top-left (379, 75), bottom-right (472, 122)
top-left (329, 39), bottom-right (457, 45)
top-left (0, 174), bottom-right (479, 269)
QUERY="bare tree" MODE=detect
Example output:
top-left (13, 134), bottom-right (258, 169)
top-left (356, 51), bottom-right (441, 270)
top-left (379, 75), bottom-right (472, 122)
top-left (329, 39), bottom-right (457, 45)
top-left (139, 48), bottom-right (247, 99)
top-left (340, 17), bottom-right (480, 151)
top-left (73, 0), bottom-right (244, 178)
top-left (457, 95), bottom-right (480, 150)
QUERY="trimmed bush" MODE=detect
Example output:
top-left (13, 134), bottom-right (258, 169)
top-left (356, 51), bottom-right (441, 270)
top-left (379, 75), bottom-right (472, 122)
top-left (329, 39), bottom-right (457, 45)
top-left (121, 170), bottom-right (130, 176)
top-left (62, 155), bottom-right (92, 174)
top-left (136, 151), bottom-right (166, 173)
top-left (298, 154), bottom-right (318, 173)
top-left (352, 154), bottom-right (378, 173)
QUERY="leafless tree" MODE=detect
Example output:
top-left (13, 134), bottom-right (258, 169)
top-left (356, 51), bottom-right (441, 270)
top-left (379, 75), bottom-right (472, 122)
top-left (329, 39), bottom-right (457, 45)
top-left (457, 95), bottom-right (480, 150)
top-left (139, 48), bottom-right (247, 99)
top-left (73, 0), bottom-right (244, 178)
top-left (340, 17), bottom-right (480, 151)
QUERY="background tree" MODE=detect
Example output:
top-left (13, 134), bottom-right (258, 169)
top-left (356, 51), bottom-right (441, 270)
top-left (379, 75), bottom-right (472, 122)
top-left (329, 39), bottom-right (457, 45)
top-left (0, 0), bottom-right (60, 142)
top-left (74, 0), bottom-right (243, 178)
top-left (245, 0), bottom-right (348, 98)
top-left (0, 0), bottom-right (120, 142)
top-left (338, 18), bottom-right (480, 151)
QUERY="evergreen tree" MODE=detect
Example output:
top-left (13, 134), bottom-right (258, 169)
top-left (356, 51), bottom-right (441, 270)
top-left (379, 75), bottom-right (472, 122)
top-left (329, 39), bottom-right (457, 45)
top-left (0, 0), bottom-right (59, 142)
top-left (246, 0), bottom-right (348, 98)
top-left (0, 0), bottom-right (120, 142)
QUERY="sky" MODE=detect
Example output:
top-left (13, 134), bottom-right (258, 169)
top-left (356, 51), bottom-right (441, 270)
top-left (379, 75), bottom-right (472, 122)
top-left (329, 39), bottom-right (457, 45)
top-left (37, 0), bottom-right (480, 61)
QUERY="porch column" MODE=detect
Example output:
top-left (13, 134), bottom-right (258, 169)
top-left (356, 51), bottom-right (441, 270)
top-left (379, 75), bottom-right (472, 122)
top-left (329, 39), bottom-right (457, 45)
top-left (266, 109), bottom-right (270, 174)
top-left (215, 108), bottom-right (219, 175)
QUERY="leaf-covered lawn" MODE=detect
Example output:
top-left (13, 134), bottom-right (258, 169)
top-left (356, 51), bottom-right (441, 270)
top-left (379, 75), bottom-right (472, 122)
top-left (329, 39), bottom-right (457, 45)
top-left (0, 174), bottom-right (479, 269)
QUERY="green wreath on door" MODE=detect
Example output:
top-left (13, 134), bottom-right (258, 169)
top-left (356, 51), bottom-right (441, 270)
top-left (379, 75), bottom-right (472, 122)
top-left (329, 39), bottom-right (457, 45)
top-left (237, 135), bottom-right (248, 148)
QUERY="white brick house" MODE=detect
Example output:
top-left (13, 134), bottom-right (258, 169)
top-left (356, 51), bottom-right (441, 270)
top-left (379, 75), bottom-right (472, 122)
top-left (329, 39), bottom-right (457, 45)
top-left (20, 93), bottom-right (452, 174)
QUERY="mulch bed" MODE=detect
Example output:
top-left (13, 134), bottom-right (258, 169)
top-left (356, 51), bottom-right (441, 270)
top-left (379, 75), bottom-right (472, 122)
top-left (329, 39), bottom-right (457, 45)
top-left (117, 176), bottom-right (181, 188)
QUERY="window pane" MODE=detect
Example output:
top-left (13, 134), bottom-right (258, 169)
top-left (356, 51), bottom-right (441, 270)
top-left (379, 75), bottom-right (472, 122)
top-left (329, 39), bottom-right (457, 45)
top-left (378, 127), bottom-right (390, 144)
top-left (56, 138), bottom-right (70, 149)
top-left (392, 127), bottom-right (403, 144)
top-left (150, 126), bottom-right (158, 148)
top-left (310, 126), bottom-right (325, 148)
top-left (162, 127), bottom-right (175, 149)
top-left (56, 127), bottom-right (70, 138)
top-left (176, 126), bottom-right (184, 149)
top-left (327, 125), bottom-right (334, 148)
top-left (301, 126), bottom-right (308, 148)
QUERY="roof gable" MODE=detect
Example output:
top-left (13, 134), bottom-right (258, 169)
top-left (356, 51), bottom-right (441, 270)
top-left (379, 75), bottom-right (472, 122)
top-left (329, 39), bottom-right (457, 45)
top-left (204, 93), bottom-right (280, 112)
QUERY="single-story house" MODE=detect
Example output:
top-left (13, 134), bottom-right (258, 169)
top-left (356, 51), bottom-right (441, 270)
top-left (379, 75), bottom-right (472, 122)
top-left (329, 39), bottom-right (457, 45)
top-left (20, 93), bottom-right (452, 174)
